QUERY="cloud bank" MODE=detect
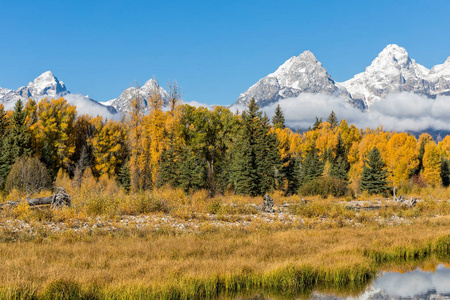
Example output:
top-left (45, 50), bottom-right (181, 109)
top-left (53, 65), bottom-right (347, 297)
top-left (232, 92), bottom-right (450, 132)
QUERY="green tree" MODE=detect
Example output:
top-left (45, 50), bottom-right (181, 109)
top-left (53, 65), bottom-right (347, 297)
top-left (360, 147), bottom-right (390, 195)
top-left (0, 100), bottom-right (33, 186)
top-left (272, 104), bottom-right (285, 129)
top-left (230, 98), bottom-right (280, 196)
top-left (441, 157), bottom-right (450, 187)
top-left (330, 133), bottom-right (349, 182)
top-left (301, 141), bottom-right (323, 184)
top-left (327, 111), bottom-right (338, 129)
top-left (311, 117), bottom-right (322, 131)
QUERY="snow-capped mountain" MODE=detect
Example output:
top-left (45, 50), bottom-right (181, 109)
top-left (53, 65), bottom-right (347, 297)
top-left (0, 71), bottom-right (117, 116)
top-left (102, 78), bottom-right (169, 114)
top-left (340, 44), bottom-right (431, 107)
top-left (234, 44), bottom-right (450, 110)
top-left (234, 51), bottom-right (365, 110)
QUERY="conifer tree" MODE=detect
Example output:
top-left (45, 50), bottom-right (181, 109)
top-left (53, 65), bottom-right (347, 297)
top-left (360, 147), bottom-right (390, 195)
top-left (301, 141), bottom-right (323, 184)
top-left (330, 134), bottom-right (349, 182)
top-left (0, 100), bottom-right (33, 185)
top-left (118, 162), bottom-right (131, 192)
top-left (327, 111), bottom-right (338, 129)
top-left (272, 104), bottom-right (285, 129)
top-left (311, 117), bottom-right (322, 131)
top-left (440, 157), bottom-right (450, 187)
top-left (231, 98), bottom-right (280, 196)
top-left (179, 148), bottom-right (206, 192)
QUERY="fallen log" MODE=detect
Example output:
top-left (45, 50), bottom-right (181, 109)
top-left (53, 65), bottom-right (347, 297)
top-left (0, 188), bottom-right (71, 210)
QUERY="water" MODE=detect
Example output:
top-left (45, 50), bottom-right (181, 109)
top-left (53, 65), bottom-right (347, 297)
top-left (317, 264), bottom-right (450, 299)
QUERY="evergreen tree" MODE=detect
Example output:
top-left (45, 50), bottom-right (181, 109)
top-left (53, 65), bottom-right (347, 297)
top-left (231, 98), bottom-right (280, 196)
top-left (0, 100), bottom-right (33, 185)
top-left (284, 156), bottom-right (301, 195)
top-left (311, 117), bottom-right (322, 131)
top-left (360, 147), bottom-right (390, 195)
top-left (440, 157), bottom-right (450, 187)
top-left (330, 134), bottom-right (349, 182)
top-left (272, 104), bottom-right (285, 129)
top-left (301, 142), bottom-right (323, 184)
top-left (179, 148), bottom-right (207, 192)
top-left (118, 162), bottom-right (131, 192)
top-left (327, 111), bottom-right (338, 129)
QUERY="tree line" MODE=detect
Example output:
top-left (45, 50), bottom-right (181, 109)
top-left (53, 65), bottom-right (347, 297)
top-left (1, 96), bottom-right (449, 197)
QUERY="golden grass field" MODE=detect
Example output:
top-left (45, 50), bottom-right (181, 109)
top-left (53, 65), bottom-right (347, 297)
top-left (1, 176), bottom-right (450, 299)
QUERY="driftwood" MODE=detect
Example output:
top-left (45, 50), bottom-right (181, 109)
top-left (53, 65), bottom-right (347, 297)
top-left (393, 187), bottom-right (418, 207)
top-left (0, 187), bottom-right (71, 210)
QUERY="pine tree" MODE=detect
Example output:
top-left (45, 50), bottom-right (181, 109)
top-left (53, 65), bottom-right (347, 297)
top-left (360, 147), bottom-right (390, 195)
top-left (301, 142), bottom-right (323, 184)
top-left (327, 111), bottom-right (338, 129)
top-left (0, 100), bottom-right (33, 185)
top-left (231, 98), bottom-right (280, 196)
top-left (330, 134), bottom-right (349, 182)
top-left (179, 148), bottom-right (206, 192)
top-left (440, 157), bottom-right (450, 187)
top-left (311, 117), bottom-right (322, 131)
top-left (118, 162), bottom-right (131, 192)
top-left (272, 104), bottom-right (285, 129)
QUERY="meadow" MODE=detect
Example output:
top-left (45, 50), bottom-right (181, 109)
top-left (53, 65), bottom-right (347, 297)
top-left (1, 175), bottom-right (450, 299)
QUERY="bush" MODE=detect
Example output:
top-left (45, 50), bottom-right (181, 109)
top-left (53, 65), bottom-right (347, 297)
top-left (5, 156), bottom-right (51, 193)
top-left (299, 176), bottom-right (350, 198)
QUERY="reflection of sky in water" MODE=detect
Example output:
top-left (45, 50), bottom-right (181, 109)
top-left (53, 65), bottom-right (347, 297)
top-left (365, 264), bottom-right (450, 298)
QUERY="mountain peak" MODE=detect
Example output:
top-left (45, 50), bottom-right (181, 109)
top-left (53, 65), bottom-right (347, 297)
top-left (27, 71), bottom-right (67, 96)
top-left (376, 44), bottom-right (410, 66)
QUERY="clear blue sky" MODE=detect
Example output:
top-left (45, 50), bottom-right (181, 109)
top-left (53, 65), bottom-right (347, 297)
top-left (0, 0), bottom-right (449, 105)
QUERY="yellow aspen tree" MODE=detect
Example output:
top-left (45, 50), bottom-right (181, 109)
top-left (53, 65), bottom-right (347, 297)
top-left (127, 97), bottom-right (144, 190)
top-left (438, 135), bottom-right (450, 158)
top-left (90, 119), bottom-right (127, 178)
top-left (34, 98), bottom-right (77, 173)
top-left (385, 132), bottom-right (419, 187)
top-left (422, 142), bottom-right (441, 187)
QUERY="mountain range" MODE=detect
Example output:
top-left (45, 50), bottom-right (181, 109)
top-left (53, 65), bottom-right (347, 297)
top-left (1, 44), bottom-right (449, 116)
top-left (233, 44), bottom-right (450, 110)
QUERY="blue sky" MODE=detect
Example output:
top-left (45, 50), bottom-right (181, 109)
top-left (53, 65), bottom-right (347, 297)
top-left (0, 0), bottom-right (449, 105)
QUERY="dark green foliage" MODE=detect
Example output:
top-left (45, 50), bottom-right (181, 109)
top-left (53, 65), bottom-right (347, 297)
top-left (272, 104), bottom-right (285, 129)
top-left (301, 142), bottom-right (323, 185)
top-left (311, 117), bottom-right (322, 131)
top-left (180, 148), bottom-right (207, 192)
top-left (360, 147), bottom-right (390, 195)
top-left (283, 156), bottom-right (301, 195)
top-left (330, 134), bottom-right (350, 182)
top-left (0, 100), bottom-right (33, 186)
top-left (327, 110), bottom-right (338, 129)
top-left (299, 176), bottom-right (350, 198)
top-left (441, 157), bottom-right (450, 187)
top-left (413, 139), bottom-right (427, 175)
top-left (118, 162), bottom-right (131, 192)
top-left (231, 98), bottom-right (281, 196)
top-left (5, 156), bottom-right (51, 192)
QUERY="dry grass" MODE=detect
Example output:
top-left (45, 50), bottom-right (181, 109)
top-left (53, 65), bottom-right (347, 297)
top-left (1, 224), bottom-right (450, 298)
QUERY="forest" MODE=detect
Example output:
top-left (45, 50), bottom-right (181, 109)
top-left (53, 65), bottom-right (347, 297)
top-left (0, 94), bottom-right (449, 199)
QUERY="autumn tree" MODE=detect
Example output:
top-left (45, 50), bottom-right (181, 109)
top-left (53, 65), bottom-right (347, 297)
top-left (33, 98), bottom-right (77, 177)
top-left (327, 110), bottom-right (338, 129)
top-left (422, 142), bottom-right (441, 187)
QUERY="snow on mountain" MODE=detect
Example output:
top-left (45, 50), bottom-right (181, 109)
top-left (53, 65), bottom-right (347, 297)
top-left (340, 44), bottom-right (450, 107)
top-left (426, 57), bottom-right (450, 95)
top-left (233, 51), bottom-right (365, 110)
top-left (102, 78), bottom-right (169, 114)
top-left (0, 71), bottom-right (117, 117)
top-left (235, 44), bottom-right (450, 111)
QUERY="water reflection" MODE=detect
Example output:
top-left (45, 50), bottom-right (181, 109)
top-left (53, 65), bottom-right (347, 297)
top-left (319, 264), bottom-right (450, 299)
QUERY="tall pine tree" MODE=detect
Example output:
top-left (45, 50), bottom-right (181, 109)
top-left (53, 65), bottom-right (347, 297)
top-left (231, 99), bottom-right (280, 196)
top-left (360, 147), bottom-right (390, 195)
top-left (301, 141), bottom-right (323, 184)
top-left (272, 104), bottom-right (285, 129)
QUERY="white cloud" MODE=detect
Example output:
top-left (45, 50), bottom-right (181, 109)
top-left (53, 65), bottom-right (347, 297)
top-left (255, 92), bottom-right (450, 132)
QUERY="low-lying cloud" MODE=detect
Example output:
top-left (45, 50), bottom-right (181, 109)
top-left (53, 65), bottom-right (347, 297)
top-left (233, 92), bottom-right (450, 132)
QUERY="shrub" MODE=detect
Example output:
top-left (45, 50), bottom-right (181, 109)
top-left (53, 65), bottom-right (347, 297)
top-left (5, 156), bottom-right (51, 193)
top-left (299, 176), bottom-right (350, 198)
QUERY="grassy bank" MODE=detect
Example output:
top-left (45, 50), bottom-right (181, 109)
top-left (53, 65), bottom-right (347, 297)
top-left (2, 224), bottom-right (450, 299)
